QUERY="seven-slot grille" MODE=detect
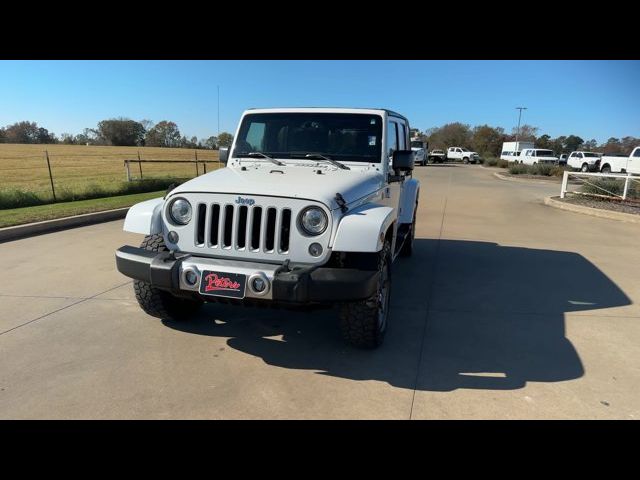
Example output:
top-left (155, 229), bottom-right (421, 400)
top-left (195, 203), bottom-right (292, 254)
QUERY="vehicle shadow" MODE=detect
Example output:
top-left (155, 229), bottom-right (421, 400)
top-left (163, 239), bottom-right (631, 391)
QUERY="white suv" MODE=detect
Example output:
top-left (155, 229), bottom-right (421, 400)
top-left (116, 108), bottom-right (421, 349)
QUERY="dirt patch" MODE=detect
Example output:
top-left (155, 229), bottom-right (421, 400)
top-left (560, 195), bottom-right (640, 216)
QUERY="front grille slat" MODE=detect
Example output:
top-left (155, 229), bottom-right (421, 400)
top-left (273, 209), bottom-right (282, 254)
top-left (210, 204), bottom-right (220, 247)
top-left (259, 206), bottom-right (268, 252)
top-left (251, 207), bottom-right (262, 251)
top-left (196, 204), bottom-right (206, 246)
top-left (280, 209), bottom-right (291, 253)
top-left (236, 205), bottom-right (248, 249)
top-left (265, 207), bottom-right (277, 252)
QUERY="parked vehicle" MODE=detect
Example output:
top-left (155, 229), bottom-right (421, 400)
top-left (598, 147), bottom-right (640, 174)
top-left (115, 107), bottom-right (420, 349)
top-left (558, 154), bottom-right (568, 166)
top-left (500, 141), bottom-right (534, 162)
top-left (447, 147), bottom-right (480, 164)
top-left (517, 148), bottom-right (558, 166)
top-left (567, 151), bottom-right (602, 172)
top-left (410, 138), bottom-right (428, 166)
top-left (428, 149), bottom-right (446, 163)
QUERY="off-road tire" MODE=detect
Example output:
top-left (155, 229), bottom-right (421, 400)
top-left (134, 234), bottom-right (203, 321)
top-left (339, 241), bottom-right (392, 349)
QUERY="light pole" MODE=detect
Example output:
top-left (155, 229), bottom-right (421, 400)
top-left (515, 107), bottom-right (527, 150)
top-left (217, 85), bottom-right (220, 138)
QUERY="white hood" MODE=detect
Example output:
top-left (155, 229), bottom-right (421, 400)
top-left (169, 162), bottom-right (384, 210)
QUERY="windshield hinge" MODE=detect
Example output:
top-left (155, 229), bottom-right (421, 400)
top-left (335, 193), bottom-right (348, 213)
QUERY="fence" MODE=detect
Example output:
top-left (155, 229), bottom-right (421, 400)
top-left (124, 159), bottom-right (220, 182)
top-left (0, 145), bottom-right (220, 208)
top-left (560, 171), bottom-right (640, 201)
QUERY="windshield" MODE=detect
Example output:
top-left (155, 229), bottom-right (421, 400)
top-left (411, 141), bottom-right (423, 148)
top-left (461, 148), bottom-right (470, 152)
top-left (233, 112), bottom-right (383, 163)
top-left (535, 150), bottom-right (555, 157)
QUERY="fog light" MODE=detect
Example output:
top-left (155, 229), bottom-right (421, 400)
top-left (252, 277), bottom-right (266, 292)
top-left (309, 242), bottom-right (323, 257)
top-left (249, 273), bottom-right (270, 296)
top-left (168, 231), bottom-right (179, 243)
top-left (184, 269), bottom-right (198, 286)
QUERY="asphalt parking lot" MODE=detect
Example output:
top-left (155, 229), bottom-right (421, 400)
top-left (1, 165), bottom-right (639, 419)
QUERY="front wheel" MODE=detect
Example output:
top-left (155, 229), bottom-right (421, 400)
top-left (339, 241), bottom-right (392, 349)
top-left (601, 165), bottom-right (611, 174)
top-left (463, 157), bottom-right (469, 164)
top-left (581, 163), bottom-right (589, 172)
top-left (134, 234), bottom-right (203, 321)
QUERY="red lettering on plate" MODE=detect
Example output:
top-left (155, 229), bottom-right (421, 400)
top-left (204, 273), bottom-right (241, 292)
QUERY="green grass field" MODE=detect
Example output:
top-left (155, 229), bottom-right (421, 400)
top-left (0, 143), bottom-right (221, 207)
top-left (0, 190), bottom-right (166, 228)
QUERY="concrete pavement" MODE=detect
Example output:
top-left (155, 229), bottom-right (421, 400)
top-left (1, 165), bottom-right (639, 419)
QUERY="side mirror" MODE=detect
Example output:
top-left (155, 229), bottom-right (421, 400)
top-left (219, 147), bottom-right (229, 165)
top-left (392, 150), bottom-right (414, 174)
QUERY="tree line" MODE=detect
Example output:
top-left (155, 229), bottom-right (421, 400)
top-left (410, 123), bottom-right (639, 157)
top-left (2, 118), bottom-right (637, 157)
top-left (0, 118), bottom-right (234, 150)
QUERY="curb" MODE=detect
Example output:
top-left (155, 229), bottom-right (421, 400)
top-left (493, 171), bottom-right (562, 185)
top-left (544, 196), bottom-right (640, 224)
top-left (0, 207), bottom-right (130, 243)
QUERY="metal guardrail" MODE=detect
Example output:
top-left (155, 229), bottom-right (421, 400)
top-left (123, 159), bottom-right (221, 181)
top-left (560, 171), bottom-right (640, 201)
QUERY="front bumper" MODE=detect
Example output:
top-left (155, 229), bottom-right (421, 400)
top-left (115, 246), bottom-right (379, 304)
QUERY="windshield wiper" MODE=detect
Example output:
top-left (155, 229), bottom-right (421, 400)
top-left (303, 153), bottom-right (350, 170)
top-left (245, 151), bottom-right (285, 166)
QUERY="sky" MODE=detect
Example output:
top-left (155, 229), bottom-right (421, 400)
top-left (0, 60), bottom-right (638, 144)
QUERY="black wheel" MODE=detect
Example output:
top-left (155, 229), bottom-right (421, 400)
top-left (339, 241), bottom-right (392, 349)
top-left (581, 163), bottom-right (589, 173)
top-left (601, 165), bottom-right (611, 174)
top-left (422, 158), bottom-right (426, 166)
top-left (133, 234), bottom-right (203, 321)
top-left (463, 157), bottom-right (469, 164)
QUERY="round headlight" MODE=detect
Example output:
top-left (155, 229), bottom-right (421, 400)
top-left (169, 198), bottom-right (192, 225)
top-left (299, 207), bottom-right (328, 235)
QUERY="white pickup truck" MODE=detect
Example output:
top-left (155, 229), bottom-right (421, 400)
top-left (567, 151), bottom-right (602, 172)
top-left (598, 147), bottom-right (640, 174)
top-left (447, 147), bottom-right (480, 164)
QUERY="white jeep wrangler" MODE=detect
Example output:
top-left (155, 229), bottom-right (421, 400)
top-left (115, 108), bottom-right (420, 348)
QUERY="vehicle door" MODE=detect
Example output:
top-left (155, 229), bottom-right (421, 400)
top-left (383, 118), bottom-right (405, 244)
top-left (628, 148), bottom-right (640, 174)
top-left (568, 152), bottom-right (578, 169)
